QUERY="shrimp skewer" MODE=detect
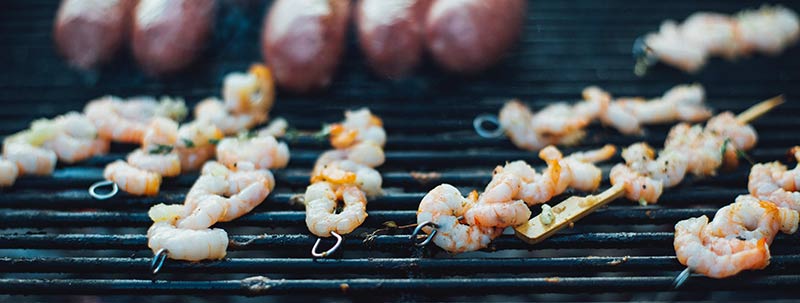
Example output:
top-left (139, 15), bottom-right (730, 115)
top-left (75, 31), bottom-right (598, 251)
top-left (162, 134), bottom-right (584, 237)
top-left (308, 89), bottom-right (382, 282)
top-left (459, 145), bottom-right (616, 232)
top-left (495, 84), bottom-right (709, 151)
top-left (96, 117), bottom-right (181, 197)
top-left (3, 120), bottom-right (59, 176)
top-left (417, 184), bottom-right (503, 253)
top-left (84, 95), bottom-right (186, 143)
top-left (673, 195), bottom-right (799, 279)
top-left (637, 5), bottom-right (800, 74)
top-left (613, 97), bottom-right (778, 204)
top-left (178, 161), bottom-right (275, 229)
top-left (304, 108), bottom-right (386, 257)
top-left (147, 204), bottom-right (228, 262)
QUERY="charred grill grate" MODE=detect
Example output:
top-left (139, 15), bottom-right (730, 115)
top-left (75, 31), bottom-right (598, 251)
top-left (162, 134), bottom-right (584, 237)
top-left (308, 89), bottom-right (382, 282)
top-left (2, 0), bottom-right (800, 300)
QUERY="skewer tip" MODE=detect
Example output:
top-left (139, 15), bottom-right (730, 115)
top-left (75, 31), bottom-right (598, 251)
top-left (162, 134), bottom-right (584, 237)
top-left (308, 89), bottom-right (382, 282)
top-left (735, 95), bottom-right (785, 124)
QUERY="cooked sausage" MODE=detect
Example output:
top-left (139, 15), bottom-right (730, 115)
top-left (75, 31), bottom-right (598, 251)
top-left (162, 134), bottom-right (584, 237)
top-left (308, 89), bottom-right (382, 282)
top-left (131, 0), bottom-right (217, 76)
top-left (261, 0), bottom-right (350, 93)
top-left (425, 0), bottom-right (526, 74)
top-left (53, 0), bottom-right (134, 70)
top-left (355, 0), bottom-right (430, 78)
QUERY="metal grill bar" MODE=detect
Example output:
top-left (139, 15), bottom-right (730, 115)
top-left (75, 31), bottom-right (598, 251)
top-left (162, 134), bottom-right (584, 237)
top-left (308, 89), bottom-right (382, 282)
top-left (6, 233), bottom-right (799, 251)
top-left (1, 276), bottom-right (800, 295)
top-left (0, 187), bottom-right (749, 210)
top-left (0, 208), bottom-right (721, 228)
top-left (3, 255), bottom-right (799, 274)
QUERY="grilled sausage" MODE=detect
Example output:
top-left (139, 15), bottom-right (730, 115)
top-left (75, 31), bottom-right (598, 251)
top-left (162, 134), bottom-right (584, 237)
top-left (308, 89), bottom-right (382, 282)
top-left (425, 0), bottom-right (526, 74)
top-left (261, 0), bottom-right (350, 93)
top-left (355, 0), bottom-right (430, 78)
top-left (53, 0), bottom-right (134, 70)
top-left (131, 0), bottom-right (217, 76)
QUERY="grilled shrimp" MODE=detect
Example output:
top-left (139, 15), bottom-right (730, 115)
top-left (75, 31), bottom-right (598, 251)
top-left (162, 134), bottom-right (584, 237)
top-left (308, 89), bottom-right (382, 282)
top-left (705, 112), bottom-right (757, 151)
top-left (609, 163), bottom-right (664, 204)
top-left (142, 117), bottom-right (178, 150)
top-left (2, 142), bottom-right (57, 176)
top-left (674, 215), bottom-right (770, 279)
top-left (103, 160), bottom-right (162, 196)
top-left (178, 161), bottom-right (275, 229)
top-left (621, 143), bottom-right (688, 188)
top-left (644, 20), bottom-right (708, 73)
top-left (600, 84), bottom-right (710, 135)
top-left (175, 120), bottom-right (224, 171)
top-left (499, 100), bottom-right (553, 151)
top-left (195, 97), bottom-right (266, 135)
top-left (305, 182), bottom-right (369, 237)
top-left (329, 108), bottom-right (386, 149)
top-left (0, 157), bottom-right (19, 187)
top-left (749, 160), bottom-right (800, 211)
top-left (737, 5), bottom-right (800, 55)
top-left (257, 117), bottom-right (288, 138)
top-left (641, 5), bottom-right (799, 73)
top-left (681, 12), bottom-right (741, 58)
top-left (84, 95), bottom-right (186, 143)
top-left (311, 159), bottom-right (383, 197)
top-left (41, 112), bottom-right (109, 163)
top-left (126, 149), bottom-right (181, 177)
top-left (417, 184), bottom-right (503, 253)
top-left (223, 64), bottom-right (275, 115)
top-left (706, 195), bottom-right (799, 242)
top-left (216, 134), bottom-right (290, 170)
top-left (464, 170), bottom-right (531, 228)
top-left (147, 204), bottom-right (228, 261)
top-left (315, 142), bottom-right (385, 168)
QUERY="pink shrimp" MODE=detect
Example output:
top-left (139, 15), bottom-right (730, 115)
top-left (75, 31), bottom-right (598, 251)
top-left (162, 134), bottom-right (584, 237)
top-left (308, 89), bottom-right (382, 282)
top-left (329, 108), bottom-right (386, 149)
top-left (417, 184), bottom-right (503, 253)
top-left (84, 95), bottom-right (186, 143)
top-left (126, 149), bottom-right (181, 177)
top-left (178, 161), bottom-right (275, 229)
top-left (147, 203), bottom-right (228, 261)
top-left (463, 170), bottom-right (531, 228)
top-left (0, 157), bottom-right (19, 187)
top-left (223, 64), bottom-right (275, 115)
top-left (103, 160), bottom-right (162, 196)
top-left (674, 215), bottom-right (770, 279)
top-left (41, 112), bottom-right (109, 163)
top-left (706, 195), bottom-right (799, 242)
top-left (216, 134), bottom-right (290, 170)
top-left (305, 182), bottom-right (369, 237)
top-left (748, 155), bottom-right (800, 211)
top-left (2, 142), bottom-right (57, 176)
top-left (175, 120), bottom-right (224, 172)
top-left (195, 97), bottom-right (267, 136)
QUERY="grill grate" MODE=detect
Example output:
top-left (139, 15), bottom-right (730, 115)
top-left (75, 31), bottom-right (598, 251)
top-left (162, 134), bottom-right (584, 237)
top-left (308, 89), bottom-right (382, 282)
top-left (2, 0), bottom-right (800, 300)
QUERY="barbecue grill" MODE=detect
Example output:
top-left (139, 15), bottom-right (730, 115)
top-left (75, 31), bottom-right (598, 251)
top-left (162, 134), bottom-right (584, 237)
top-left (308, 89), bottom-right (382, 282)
top-left (2, 0), bottom-right (800, 301)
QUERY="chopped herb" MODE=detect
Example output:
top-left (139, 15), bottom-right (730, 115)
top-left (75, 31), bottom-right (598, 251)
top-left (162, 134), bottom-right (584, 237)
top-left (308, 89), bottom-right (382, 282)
top-left (148, 144), bottom-right (173, 155)
top-left (283, 128), bottom-right (300, 141)
top-left (182, 138), bottom-right (195, 148)
top-left (720, 138), bottom-right (731, 158)
top-left (312, 124), bottom-right (331, 141)
top-left (208, 138), bottom-right (220, 145)
top-left (737, 149), bottom-right (754, 165)
top-left (237, 130), bottom-right (258, 140)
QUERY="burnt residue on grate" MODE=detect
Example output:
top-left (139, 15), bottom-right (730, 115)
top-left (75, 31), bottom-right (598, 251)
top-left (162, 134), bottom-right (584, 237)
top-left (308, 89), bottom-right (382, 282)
top-left (1, 0), bottom-right (800, 300)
